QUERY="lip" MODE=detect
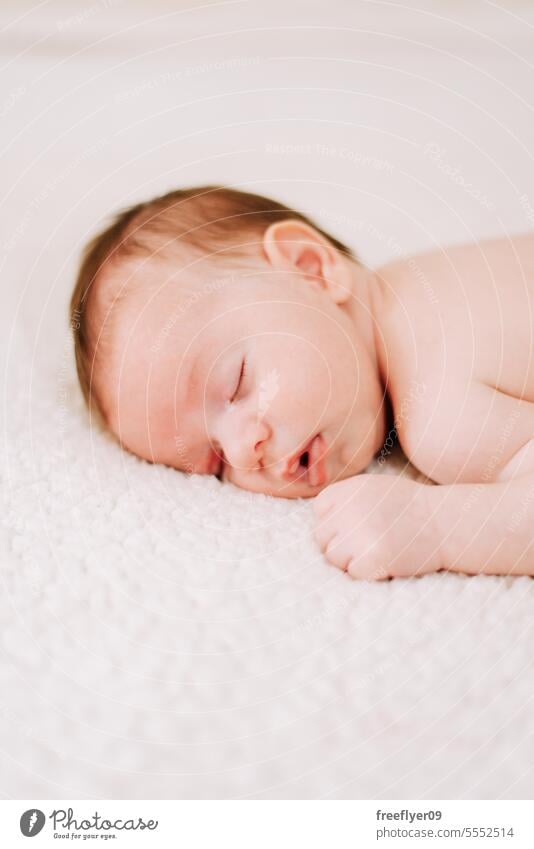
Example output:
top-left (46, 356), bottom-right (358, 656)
top-left (283, 433), bottom-right (328, 487)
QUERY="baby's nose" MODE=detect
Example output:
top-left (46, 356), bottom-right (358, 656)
top-left (224, 416), bottom-right (271, 472)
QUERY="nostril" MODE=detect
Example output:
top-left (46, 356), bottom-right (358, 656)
top-left (299, 451), bottom-right (309, 468)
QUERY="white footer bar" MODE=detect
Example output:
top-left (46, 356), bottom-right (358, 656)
top-left (2, 800), bottom-right (533, 847)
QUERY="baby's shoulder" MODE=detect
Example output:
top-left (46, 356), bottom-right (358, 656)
top-left (376, 233), bottom-right (534, 483)
top-left (377, 231), bottom-right (534, 311)
top-left (392, 371), bottom-right (534, 485)
top-left (390, 370), bottom-right (468, 483)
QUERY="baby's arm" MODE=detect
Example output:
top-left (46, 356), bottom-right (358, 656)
top-left (431, 459), bottom-right (534, 577)
top-left (314, 460), bottom-right (534, 579)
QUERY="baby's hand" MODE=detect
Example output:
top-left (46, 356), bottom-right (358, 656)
top-left (313, 474), bottom-right (443, 580)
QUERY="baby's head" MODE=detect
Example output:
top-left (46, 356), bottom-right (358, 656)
top-left (70, 185), bottom-right (387, 498)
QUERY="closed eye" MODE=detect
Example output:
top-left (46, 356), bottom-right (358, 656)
top-left (216, 358), bottom-right (247, 481)
top-left (230, 357), bottom-right (247, 403)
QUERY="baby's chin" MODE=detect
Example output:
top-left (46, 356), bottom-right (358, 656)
top-left (224, 479), bottom-right (319, 500)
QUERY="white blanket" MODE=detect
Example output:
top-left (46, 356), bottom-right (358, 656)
top-left (1, 0), bottom-right (534, 798)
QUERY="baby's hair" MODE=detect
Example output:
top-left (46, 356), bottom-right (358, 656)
top-left (69, 184), bottom-right (355, 425)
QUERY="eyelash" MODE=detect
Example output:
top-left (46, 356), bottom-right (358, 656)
top-left (216, 358), bottom-right (247, 481)
top-left (230, 357), bottom-right (247, 403)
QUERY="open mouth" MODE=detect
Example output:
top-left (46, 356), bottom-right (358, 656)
top-left (286, 434), bottom-right (327, 486)
top-left (299, 450), bottom-right (310, 469)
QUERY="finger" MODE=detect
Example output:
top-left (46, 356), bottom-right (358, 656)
top-left (313, 520), bottom-right (333, 553)
top-left (312, 490), bottom-right (334, 518)
top-left (347, 556), bottom-right (390, 582)
top-left (325, 539), bottom-right (349, 571)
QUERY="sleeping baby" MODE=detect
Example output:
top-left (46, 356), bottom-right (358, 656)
top-left (70, 185), bottom-right (534, 580)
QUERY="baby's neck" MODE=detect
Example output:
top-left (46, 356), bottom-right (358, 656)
top-left (345, 262), bottom-right (391, 450)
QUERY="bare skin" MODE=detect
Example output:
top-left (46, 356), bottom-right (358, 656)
top-left (103, 223), bottom-right (534, 580)
top-left (316, 232), bottom-right (534, 579)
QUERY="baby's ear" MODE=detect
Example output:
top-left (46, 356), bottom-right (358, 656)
top-left (263, 220), bottom-right (352, 304)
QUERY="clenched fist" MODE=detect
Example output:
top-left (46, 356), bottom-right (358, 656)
top-left (313, 474), bottom-right (444, 580)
